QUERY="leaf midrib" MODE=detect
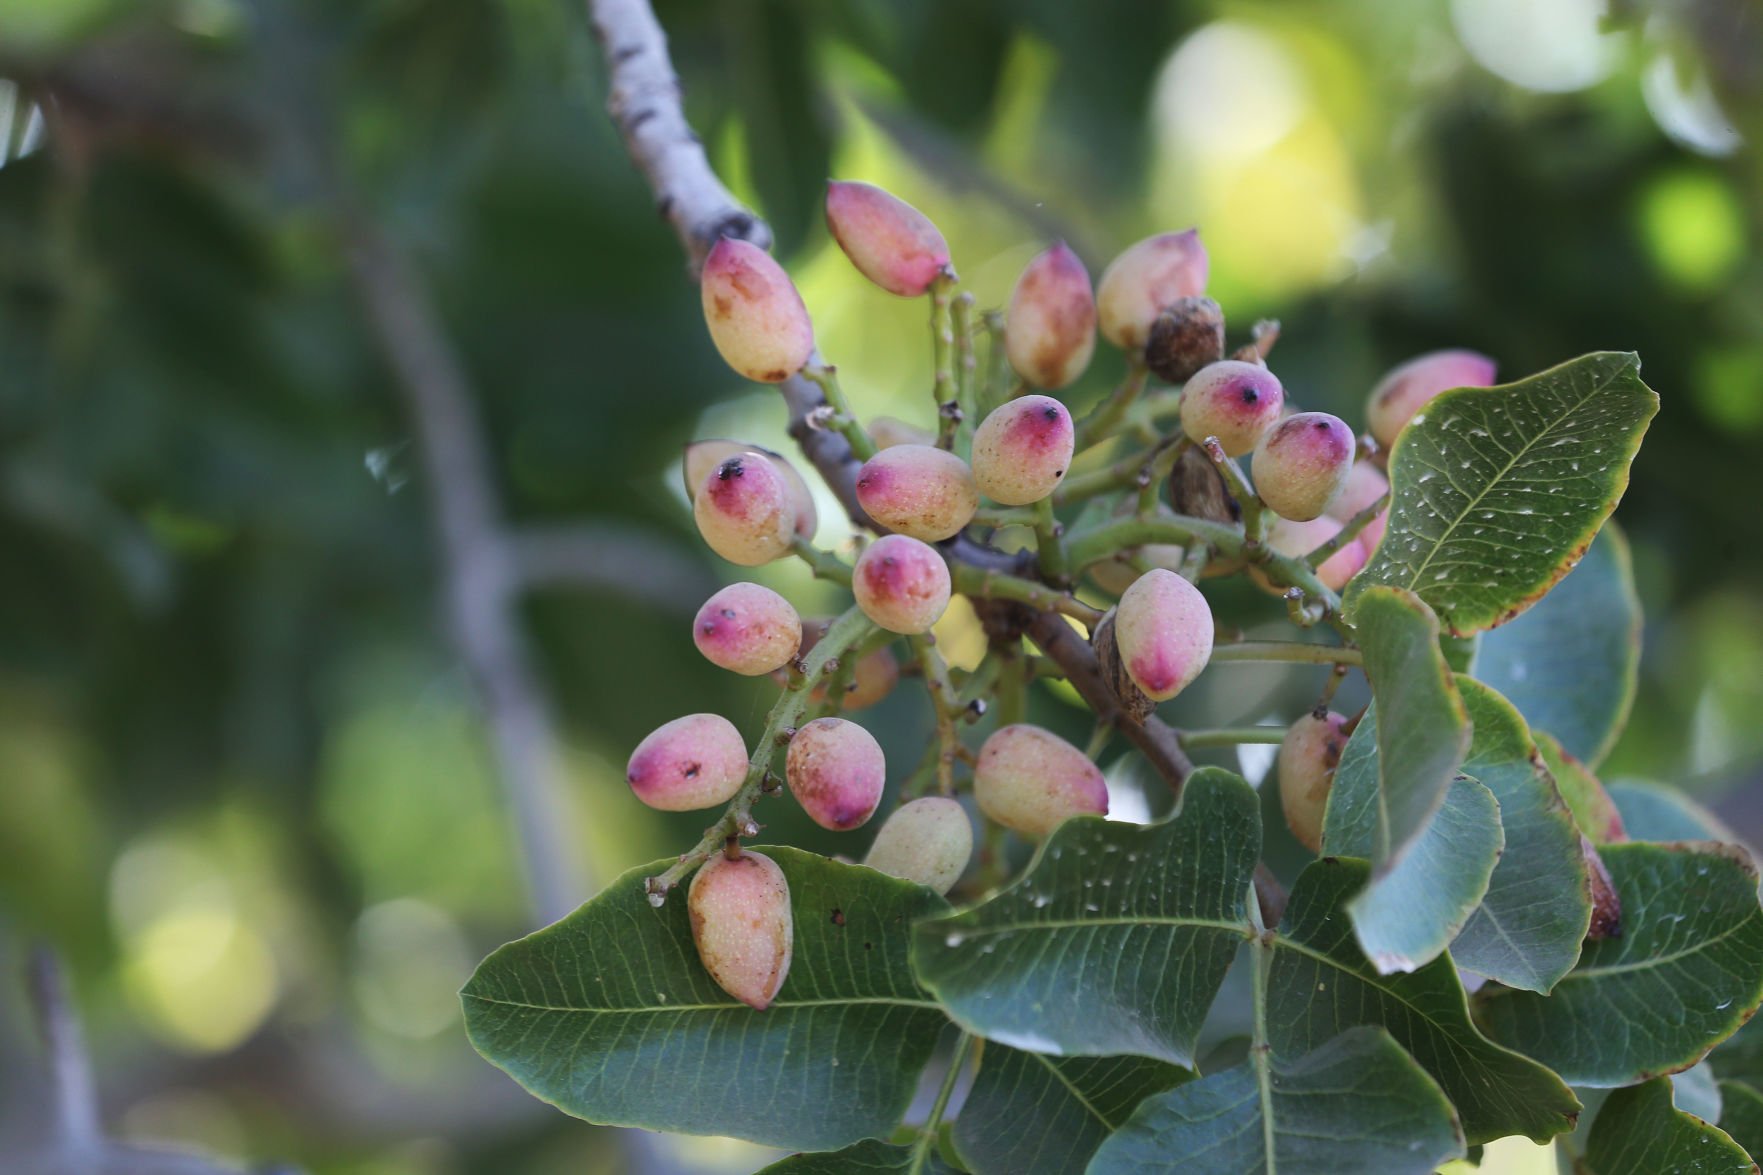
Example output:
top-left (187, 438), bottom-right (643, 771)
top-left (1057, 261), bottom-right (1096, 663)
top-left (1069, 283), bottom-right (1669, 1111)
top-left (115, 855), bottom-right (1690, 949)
top-left (1553, 915), bottom-right (1756, 981)
top-left (1026, 1052), bottom-right (1119, 1130)
top-left (1397, 359), bottom-right (1632, 594)
top-left (937, 914), bottom-right (1253, 939)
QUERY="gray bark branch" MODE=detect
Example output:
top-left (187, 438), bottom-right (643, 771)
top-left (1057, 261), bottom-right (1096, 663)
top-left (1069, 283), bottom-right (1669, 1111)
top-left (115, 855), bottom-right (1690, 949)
top-left (343, 217), bottom-right (581, 928)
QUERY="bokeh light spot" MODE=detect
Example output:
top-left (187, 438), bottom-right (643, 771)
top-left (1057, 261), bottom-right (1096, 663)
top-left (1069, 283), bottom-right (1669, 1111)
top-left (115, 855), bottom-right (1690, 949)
top-left (1450, 0), bottom-right (1622, 93)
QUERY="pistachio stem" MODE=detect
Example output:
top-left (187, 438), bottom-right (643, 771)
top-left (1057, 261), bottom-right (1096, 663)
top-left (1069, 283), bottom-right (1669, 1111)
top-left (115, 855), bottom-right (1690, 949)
top-left (931, 274), bottom-right (960, 449)
top-left (1178, 726), bottom-right (1288, 750)
top-left (802, 362), bottom-right (878, 462)
top-left (1074, 359), bottom-right (1149, 449)
top-left (644, 606), bottom-right (875, 902)
top-left (953, 291), bottom-right (979, 450)
top-left (1202, 436), bottom-right (1265, 541)
top-left (1308, 490), bottom-right (1390, 567)
top-left (951, 561), bottom-right (1102, 627)
top-left (909, 634), bottom-right (964, 796)
top-left (791, 536), bottom-right (854, 585)
top-left (1033, 496), bottom-right (1068, 583)
top-left (1209, 640), bottom-right (1362, 666)
top-left (1065, 517), bottom-right (1339, 616)
top-left (980, 309), bottom-right (1011, 415)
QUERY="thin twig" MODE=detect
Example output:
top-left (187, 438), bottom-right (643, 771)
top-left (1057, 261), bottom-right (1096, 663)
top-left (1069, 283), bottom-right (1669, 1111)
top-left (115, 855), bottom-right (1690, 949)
top-left (29, 946), bottom-right (99, 1154)
top-left (510, 522), bottom-right (711, 611)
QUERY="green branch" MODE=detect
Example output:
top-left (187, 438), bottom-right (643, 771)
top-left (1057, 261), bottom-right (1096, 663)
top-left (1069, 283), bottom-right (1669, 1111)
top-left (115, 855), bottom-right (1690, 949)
top-left (801, 362), bottom-right (878, 463)
top-left (1075, 360), bottom-right (1150, 449)
top-left (1209, 640), bottom-right (1361, 666)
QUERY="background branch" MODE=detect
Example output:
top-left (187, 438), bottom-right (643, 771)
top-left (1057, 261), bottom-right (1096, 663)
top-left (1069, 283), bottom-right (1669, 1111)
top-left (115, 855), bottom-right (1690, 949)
top-left (511, 522), bottom-right (712, 611)
top-left (343, 216), bottom-right (582, 928)
top-left (29, 945), bottom-right (99, 1158)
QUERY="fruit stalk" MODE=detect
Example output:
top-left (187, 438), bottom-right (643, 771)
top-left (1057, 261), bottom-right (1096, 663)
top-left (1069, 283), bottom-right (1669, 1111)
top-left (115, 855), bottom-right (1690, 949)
top-left (1073, 359), bottom-right (1150, 449)
top-left (644, 605), bottom-right (876, 902)
top-left (930, 274), bottom-right (960, 448)
top-left (800, 361), bottom-right (878, 462)
top-left (1308, 490), bottom-right (1390, 567)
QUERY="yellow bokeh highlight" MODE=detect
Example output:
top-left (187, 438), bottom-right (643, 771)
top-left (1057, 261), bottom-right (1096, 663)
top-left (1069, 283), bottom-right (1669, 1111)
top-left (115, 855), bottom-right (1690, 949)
top-left (1150, 21), bottom-right (1366, 310)
top-left (1637, 169), bottom-right (1747, 293)
top-left (931, 594), bottom-right (988, 672)
top-left (121, 903), bottom-right (279, 1053)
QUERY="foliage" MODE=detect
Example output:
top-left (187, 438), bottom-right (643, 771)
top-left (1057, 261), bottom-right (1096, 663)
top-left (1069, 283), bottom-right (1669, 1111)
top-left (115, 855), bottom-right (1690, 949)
top-left (454, 156), bottom-right (1763, 1173)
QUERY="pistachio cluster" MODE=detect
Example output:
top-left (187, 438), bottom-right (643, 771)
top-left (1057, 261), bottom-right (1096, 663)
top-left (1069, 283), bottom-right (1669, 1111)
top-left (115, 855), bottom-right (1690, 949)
top-left (625, 179), bottom-right (1493, 1010)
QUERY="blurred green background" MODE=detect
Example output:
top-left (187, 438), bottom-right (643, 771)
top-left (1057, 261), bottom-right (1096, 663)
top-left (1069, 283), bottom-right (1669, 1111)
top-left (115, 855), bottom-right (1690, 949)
top-left (0, 0), bottom-right (1758, 1171)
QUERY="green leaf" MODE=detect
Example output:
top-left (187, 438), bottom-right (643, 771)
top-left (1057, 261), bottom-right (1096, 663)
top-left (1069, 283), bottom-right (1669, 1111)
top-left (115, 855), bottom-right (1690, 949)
top-left (1715, 1081), bottom-right (1763, 1163)
top-left (1327, 678), bottom-right (1590, 990)
top-left (1268, 858), bottom-right (1581, 1144)
top-left (1608, 780), bottom-right (1736, 843)
top-left (1447, 677), bottom-right (1591, 993)
top-left (1085, 1027), bottom-right (1464, 1174)
top-left (1440, 632), bottom-right (1480, 673)
top-left (1475, 841), bottom-right (1763, 1086)
top-left (1346, 774), bottom-right (1503, 974)
top-left (911, 768), bottom-right (1260, 1066)
top-left (1536, 731), bottom-right (1626, 843)
top-left (1474, 523), bottom-right (1642, 765)
top-left (1346, 352), bottom-right (1659, 636)
top-left (955, 1050), bottom-right (1189, 1174)
top-left (1581, 1078), bottom-right (1755, 1175)
top-left (1344, 586), bottom-right (1471, 869)
top-left (1318, 703), bottom-right (1383, 855)
top-left (461, 847), bottom-right (950, 1151)
top-left (759, 1139), bottom-right (961, 1173)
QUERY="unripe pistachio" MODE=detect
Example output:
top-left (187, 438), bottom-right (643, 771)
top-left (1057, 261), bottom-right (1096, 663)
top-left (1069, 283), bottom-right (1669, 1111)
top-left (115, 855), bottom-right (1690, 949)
top-left (1366, 349), bottom-right (1496, 449)
top-left (1325, 460), bottom-right (1389, 555)
top-left (780, 619), bottom-right (901, 710)
top-left (970, 395), bottom-right (1075, 505)
top-left (864, 797), bottom-right (972, 894)
top-left (852, 535), bottom-right (952, 634)
top-left (688, 850), bottom-right (792, 1010)
top-left (974, 724), bottom-right (1108, 838)
top-left (856, 444), bottom-right (979, 542)
top-left (786, 716), bottom-right (886, 831)
top-left (825, 180), bottom-right (951, 297)
top-left (1253, 412), bottom-right (1356, 522)
top-left (1095, 229), bottom-right (1209, 350)
top-left (1005, 242), bottom-right (1096, 390)
top-left (683, 439), bottom-right (818, 539)
top-left (694, 583), bottom-right (802, 676)
top-left (1115, 568), bottom-right (1214, 702)
top-left (626, 713), bottom-right (749, 811)
top-left (701, 238), bottom-right (814, 383)
top-left (693, 453), bottom-right (796, 565)
top-left (868, 415), bottom-right (935, 450)
top-left (1179, 360), bottom-right (1286, 457)
top-left (1144, 296), bottom-right (1225, 384)
top-left (1260, 515), bottom-right (1369, 592)
top-left (1278, 711), bottom-right (1350, 853)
